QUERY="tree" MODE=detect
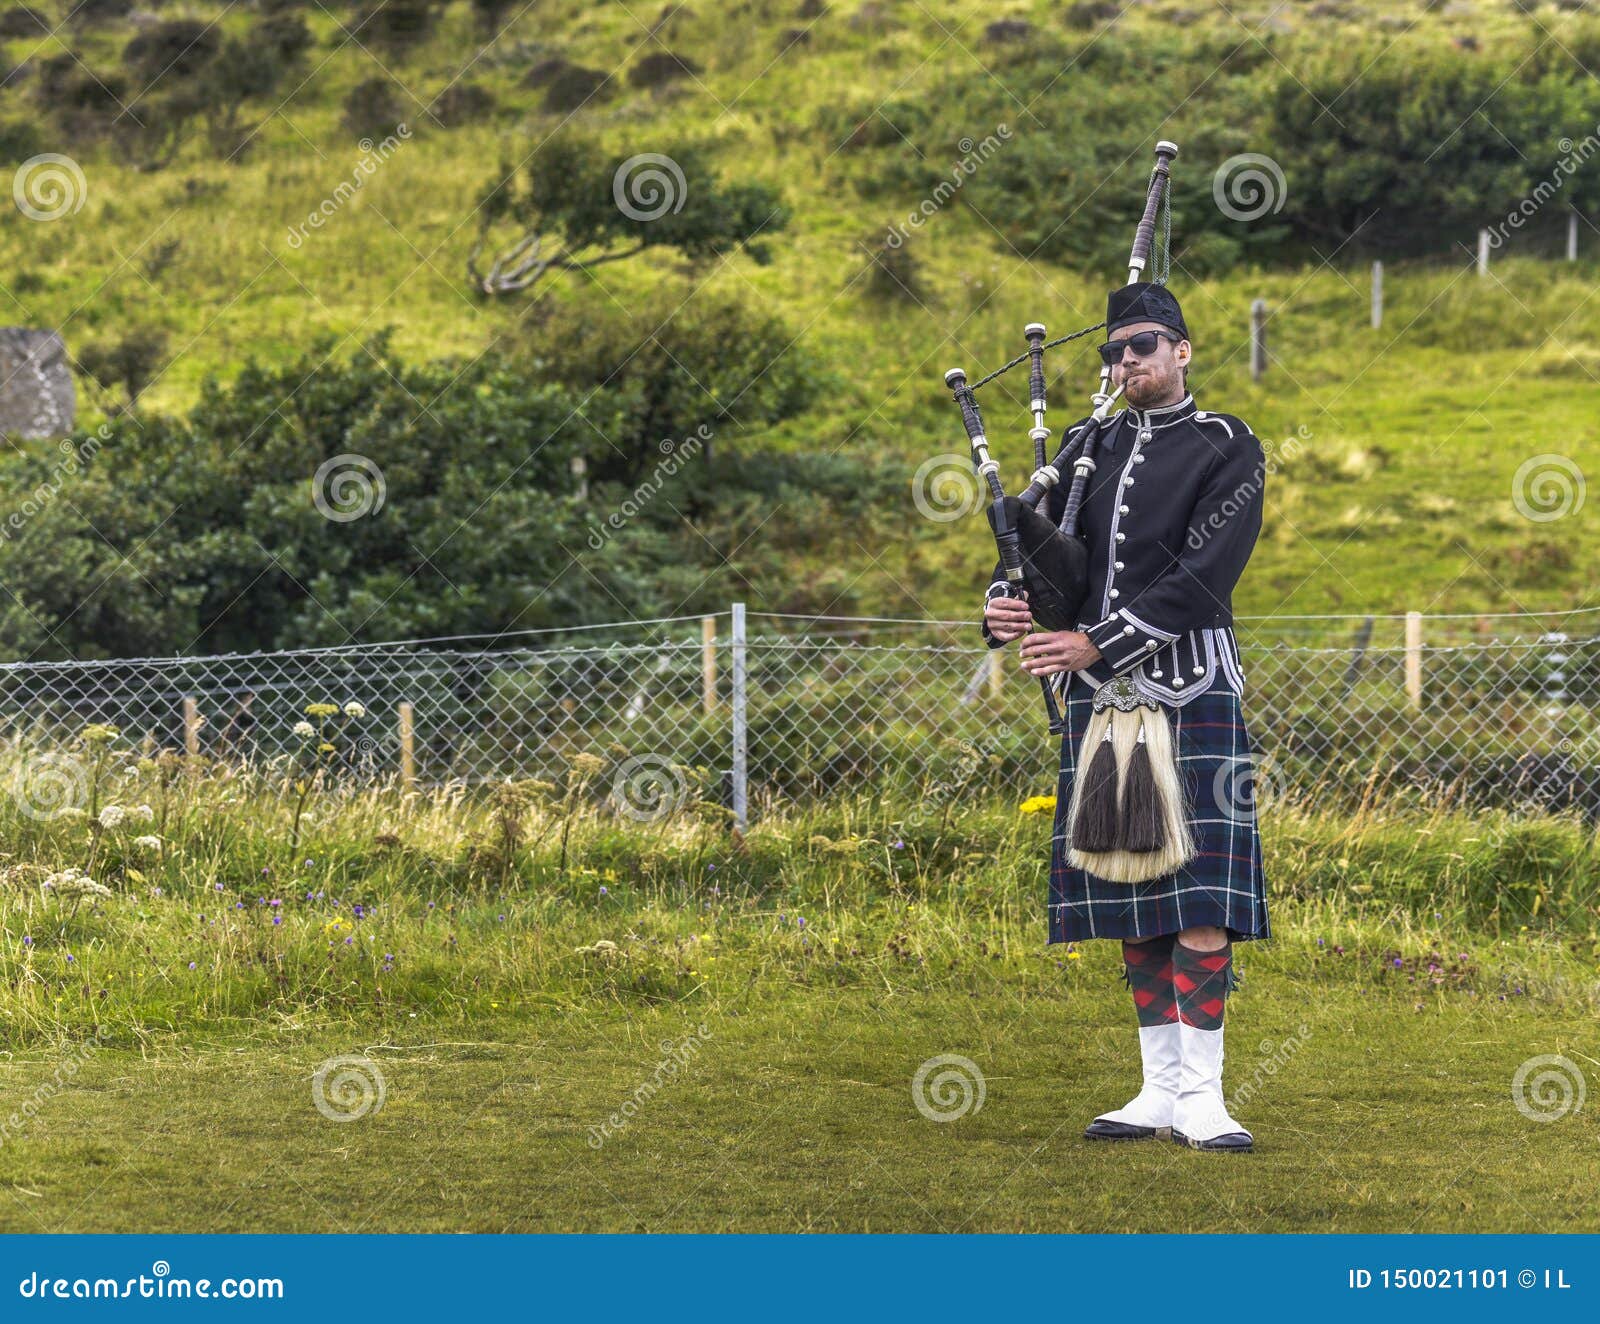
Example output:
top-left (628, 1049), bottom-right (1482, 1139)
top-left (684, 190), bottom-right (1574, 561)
top-left (466, 134), bottom-right (787, 297)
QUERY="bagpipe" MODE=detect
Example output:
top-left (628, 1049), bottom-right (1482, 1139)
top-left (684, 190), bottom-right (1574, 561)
top-left (942, 140), bottom-right (1194, 884)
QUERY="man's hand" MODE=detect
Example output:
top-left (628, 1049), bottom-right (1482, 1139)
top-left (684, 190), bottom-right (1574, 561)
top-left (983, 592), bottom-right (1033, 643)
top-left (1019, 630), bottom-right (1103, 677)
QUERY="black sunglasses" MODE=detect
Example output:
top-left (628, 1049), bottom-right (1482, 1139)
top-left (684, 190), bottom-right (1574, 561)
top-left (1097, 330), bottom-right (1181, 367)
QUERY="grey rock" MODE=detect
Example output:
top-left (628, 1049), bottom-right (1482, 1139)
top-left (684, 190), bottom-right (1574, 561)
top-left (0, 329), bottom-right (75, 440)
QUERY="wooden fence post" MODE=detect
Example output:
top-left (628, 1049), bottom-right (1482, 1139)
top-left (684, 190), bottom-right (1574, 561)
top-left (182, 697), bottom-right (200, 756)
top-left (701, 615), bottom-right (717, 714)
top-left (1250, 299), bottom-right (1267, 382)
top-left (1404, 611), bottom-right (1423, 710)
top-left (397, 701), bottom-right (416, 789)
top-left (1477, 229), bottom-right (1490, 276)
top-left (1568, 210), bottom-right (1579, 262)
top-left (1370, 260), bottom-right (1383, 329)
top-left (987, 647), bottom-right (1003, 699)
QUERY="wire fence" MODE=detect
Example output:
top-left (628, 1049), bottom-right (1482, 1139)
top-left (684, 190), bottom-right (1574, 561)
top-left (3, 603), bottom-right (1600, 823)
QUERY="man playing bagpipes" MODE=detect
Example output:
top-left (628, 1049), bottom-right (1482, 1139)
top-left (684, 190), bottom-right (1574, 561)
top-left (979, 280), bottom-right (1270, 1152)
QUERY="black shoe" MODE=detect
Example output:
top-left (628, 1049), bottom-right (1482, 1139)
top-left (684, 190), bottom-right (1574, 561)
top-left (1084, 1119), bottom-right (1163, 1141)
top-left (1171, 1128), bottom-right (1253, 1151)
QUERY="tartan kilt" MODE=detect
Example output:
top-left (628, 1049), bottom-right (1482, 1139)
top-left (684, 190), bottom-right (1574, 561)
top-left (1047, 669), bottom-right (1271, 945)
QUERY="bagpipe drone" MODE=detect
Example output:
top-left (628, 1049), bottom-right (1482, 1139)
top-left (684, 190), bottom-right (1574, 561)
top-left (942, 140), bottom-right (1194, 884)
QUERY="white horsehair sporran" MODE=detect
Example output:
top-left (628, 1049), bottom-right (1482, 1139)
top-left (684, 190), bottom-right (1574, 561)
top-left (1063, 673), bottom-right (1195, 883)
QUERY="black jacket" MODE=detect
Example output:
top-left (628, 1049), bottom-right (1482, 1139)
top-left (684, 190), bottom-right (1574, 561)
top-left (978, 391), bottom-right (1263, 706)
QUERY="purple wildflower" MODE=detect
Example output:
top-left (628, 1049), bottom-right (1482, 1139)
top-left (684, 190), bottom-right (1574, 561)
top-left (65, 953), bottom-right (74, 963)
top-left (353, 904), bottom-right (365, 919)
top-left (188, 961), bottom-right (196, 970)
top-left (22, 936), bottom-right (31, 947)
top-left (797, 917), bottom-right (807, 930)
top-left (272, 916), bottom-right (282, 927)
top-left (599, 886), bottom-right (608, 897)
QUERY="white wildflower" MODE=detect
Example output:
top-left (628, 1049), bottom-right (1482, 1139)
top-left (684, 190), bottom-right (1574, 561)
top-left (47, 868), bottom-right (112, 900)
top-left (133, 835), bottom-right (162, 851)
top-left (343, 701), bottom-right (366, 719)
top-left (98, 805), bottom-right (127, 829)
top-left (131, 804), bottom-right (155, 824)
top-left (293, 721), bottom-right (316, 739)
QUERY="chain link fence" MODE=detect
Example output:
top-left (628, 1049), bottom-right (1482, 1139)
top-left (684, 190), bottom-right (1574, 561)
top-left (2, 605), bottom-right (1598, 821)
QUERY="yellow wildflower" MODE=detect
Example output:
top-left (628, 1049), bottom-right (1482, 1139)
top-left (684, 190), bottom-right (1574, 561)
top-left (1019, 795), bottom-right (1057, 815)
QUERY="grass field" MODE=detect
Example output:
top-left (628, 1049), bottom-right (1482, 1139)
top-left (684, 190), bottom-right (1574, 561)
top-left (0, 960), bottom-right (1593, 1232)
top-left (0, 732), bottom-right (1596, 1232)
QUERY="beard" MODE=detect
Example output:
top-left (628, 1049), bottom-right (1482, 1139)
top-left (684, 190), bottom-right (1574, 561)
top-left (1123, 365), bottom-right (1179, 406)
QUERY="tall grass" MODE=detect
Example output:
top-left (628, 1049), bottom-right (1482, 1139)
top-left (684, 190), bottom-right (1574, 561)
top-left (1, 722), bottom-right (1595, 1052)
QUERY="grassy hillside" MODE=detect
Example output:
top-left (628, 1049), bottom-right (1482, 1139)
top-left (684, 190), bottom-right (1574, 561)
top-left (3, 0), bottom-right (1599, 627)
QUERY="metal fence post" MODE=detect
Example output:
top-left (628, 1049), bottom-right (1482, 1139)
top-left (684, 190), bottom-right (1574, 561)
top-left (1404, 611), bottom-right (1423, 709)
top-left (730, 601), bottom-right (748, 830)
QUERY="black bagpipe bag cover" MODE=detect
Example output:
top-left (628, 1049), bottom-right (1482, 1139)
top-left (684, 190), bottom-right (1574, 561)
top-left (985, 496), bottom-right (1089, 634)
